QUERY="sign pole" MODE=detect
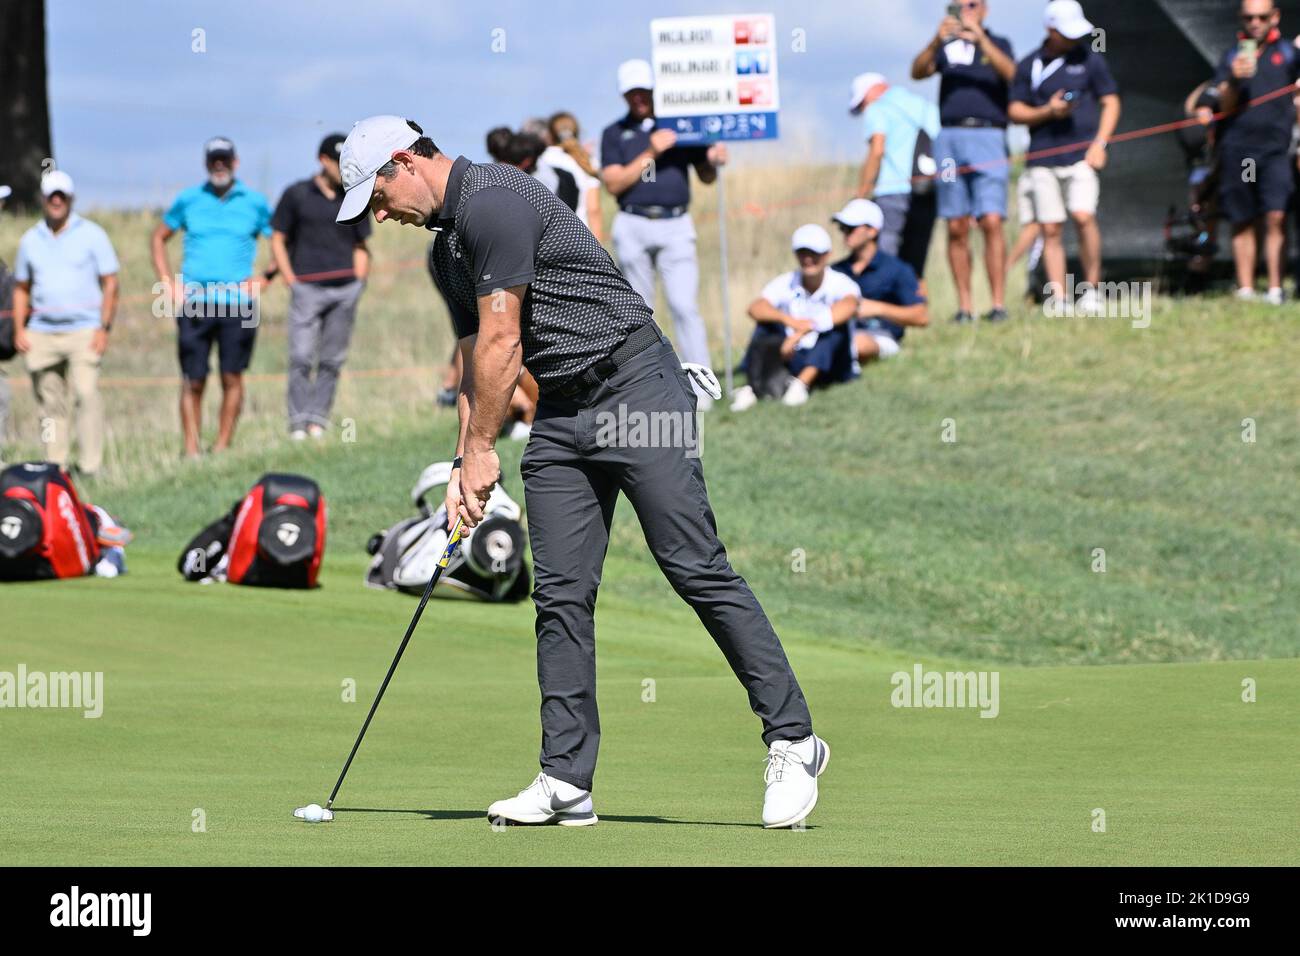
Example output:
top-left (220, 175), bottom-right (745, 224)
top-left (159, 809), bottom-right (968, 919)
top-left (716, 164), bottom-right (733, 400)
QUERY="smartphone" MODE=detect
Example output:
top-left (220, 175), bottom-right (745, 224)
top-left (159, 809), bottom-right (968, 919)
top-left (1239, 38), bottom-right (1258, 59)
top-left (947, 2), bottom-right (961, 16)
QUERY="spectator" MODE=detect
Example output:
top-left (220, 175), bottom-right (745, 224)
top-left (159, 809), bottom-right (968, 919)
top-left (911, 0), bottom-right (1016, 322)
top-left (829, 199), bottom-right (930, 366)
top-left (544, 111), bottom-right (604, 241)
top-left (732, 224), bottom-right (860, 411)
top-left (486, 126), bottom-right (514, 163)
top-left (1008, 1), bottom-right (1120, 316)
top-left (849, 71), bottom-right (941, 279)
top-left (270, 133), bottom-right (372, 440)
top-left (151, 137), bottom-right (272, 458)
top-left (1010, 174), bottom-right (1045, 293)
top-left (508, 132), bottom-right (581, 212)
top-left (1214, 0), bottom-right (1299, 304)
top-left (11, 171), bottom-right (120, 478)
top-left (601, 58), bottom-right (727, 409)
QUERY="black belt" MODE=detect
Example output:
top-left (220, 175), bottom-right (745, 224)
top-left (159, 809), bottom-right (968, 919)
top-left (942, 118), bottom-right (1006, 129)
top-left (621, 203), bottom-right (688, 219)
top-left (550, 323), bottom-right (663, 399)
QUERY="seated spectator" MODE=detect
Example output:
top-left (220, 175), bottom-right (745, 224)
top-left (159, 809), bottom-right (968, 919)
top-left (829, 199), bottom-right (930, 364)
top-left (732, 224), bottom-right (860, 411)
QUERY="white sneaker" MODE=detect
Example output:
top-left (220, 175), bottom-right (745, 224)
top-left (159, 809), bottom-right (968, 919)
top-left (486, 772), bottom-right (597, 826)
top-left (1265, 287), bottom-right (1285, 306)
top-left (762, 734), bottom-right (830, 828)
top-left (1235, 287), bottom-right (1257, 302)
top-left (781, 378), bottom-right (810, 407)
top-left (290, 429), bottom-right (308, 441)
top-left (508, 420), bottom-right (532, 441)
top-left (1076, 288), bottom-right (1103, 316)
top-left (730, 385), bottom-right (758, 412)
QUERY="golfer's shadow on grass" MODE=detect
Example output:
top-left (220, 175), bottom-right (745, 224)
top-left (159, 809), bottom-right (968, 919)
top-left (336, 807), bottom-right (809, 828)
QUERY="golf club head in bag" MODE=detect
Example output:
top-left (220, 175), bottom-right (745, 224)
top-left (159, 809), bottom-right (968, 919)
top-left (0, 462), bottom-right (100, 581)
top-left (364, 461), bottom-right (530, 602)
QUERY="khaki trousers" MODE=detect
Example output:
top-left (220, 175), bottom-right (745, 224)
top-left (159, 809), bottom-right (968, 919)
top-left (24, 327), bottom-right (104, 474)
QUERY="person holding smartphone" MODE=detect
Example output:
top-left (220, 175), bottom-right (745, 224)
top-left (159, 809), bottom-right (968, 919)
top-left (1214, 0), bottom-right (1300, 304)
top-left (1008, 0), bottom-right (1120, 316)
top-left (912, 0), bottom-right (1016, 324)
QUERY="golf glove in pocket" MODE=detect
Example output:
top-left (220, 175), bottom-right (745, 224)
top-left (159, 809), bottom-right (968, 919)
top-left (680, 363), bottom-right (722, 400)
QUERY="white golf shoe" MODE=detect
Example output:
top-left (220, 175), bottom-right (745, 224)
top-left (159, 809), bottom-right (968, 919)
top-left (486, 772), bottom-right (598, 827)
top-left (761, 734), bottom-right (830, 828)
top-left (781, 378), bottom-right (810, 407)
top-left (730, 385), bottom-right (758, 412)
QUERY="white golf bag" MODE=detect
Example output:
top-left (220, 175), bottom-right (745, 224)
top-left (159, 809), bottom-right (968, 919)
top-left (364, 461), bottom-right (530, 602)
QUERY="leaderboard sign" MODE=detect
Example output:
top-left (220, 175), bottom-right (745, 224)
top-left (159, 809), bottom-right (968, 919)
top-left (650, 13), bottom-right (779, 144)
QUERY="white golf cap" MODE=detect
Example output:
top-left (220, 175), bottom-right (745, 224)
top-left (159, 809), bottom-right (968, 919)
top-left (40, 170), bottom-right (75, 197)
top-left (848, 72), bottom-right (887, 112)
top-left (791, 223), bottom-right (832, 254)
top-left (336, 115), bottom-right (422, 223)
top-left (618, 59), bottom-right (654, 94)
top-left (832, 198), bottom-right (884, 230)
top-left (1044, 0), bottom-right (1093, 40)
top-left (0, 185), bottom-right (11, 201)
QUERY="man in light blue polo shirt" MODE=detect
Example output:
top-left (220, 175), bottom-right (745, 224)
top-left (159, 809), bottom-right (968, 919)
top-left (151, 136), bottom-right (272, 458)
top-left (12, 170), bottom-right (120, 477)
top-left (850, 72), bottom-right (940, 279)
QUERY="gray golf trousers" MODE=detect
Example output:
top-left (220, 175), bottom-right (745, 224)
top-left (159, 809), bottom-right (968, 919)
top-left (287, 279), bottom-right (363, 432)
top-left (519, 331), bottom-right (813, 791)
top-left (610, 211), bottom-right (712, 372)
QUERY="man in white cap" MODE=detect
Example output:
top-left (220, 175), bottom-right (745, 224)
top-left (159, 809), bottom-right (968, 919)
top-left (334, 115), bottom-right (828, 829)
top-left (10, 170), bottom-right (120, 477)
top-left (1008, 1), bottom-right (1120, 315)
top-left (599, 58), bottom-right (728, 409)
top-left (830, 199), bottom-right (930, 366)
top-left (734, 224), bottom-right (860, 411)
top-left (849, 71), bottom-right (940, 280)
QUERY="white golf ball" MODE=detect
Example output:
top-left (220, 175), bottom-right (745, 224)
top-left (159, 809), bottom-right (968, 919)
top-left (303, 803), bottom-right (324, 823)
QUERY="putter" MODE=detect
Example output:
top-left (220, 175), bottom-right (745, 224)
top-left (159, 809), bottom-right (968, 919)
top-left (295, 515), bottom-right (467, 823)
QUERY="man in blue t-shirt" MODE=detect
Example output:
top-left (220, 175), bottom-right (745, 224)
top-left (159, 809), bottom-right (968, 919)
top-left (151, 137), bottom-right (272, 458)
top-left (1009, 1), bottom-right (1120, 315)
top-left (829, 199), bottom-right (930, 367)
top-left (850, 73), bottom-right (941, 279)
top-left (1213, 0), bottom-right (1300, 304)
top-left (600, 58), bottom-right (727, 408)
top-left (911, 0), bottom-right (1016, 324)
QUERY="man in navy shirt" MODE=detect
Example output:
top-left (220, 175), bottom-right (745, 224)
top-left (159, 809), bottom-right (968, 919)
top-left (1214, 0), bottom-right (1300, 304)
top-left (600, 59), bottom-right (727, 409)
top-left (829, 199), bottom-right (930, 366)
top-left (271, 133), bottom-right (372, 440)
top-left (911, 0), bottom-right (1015, 324)
top-left (1009, 1), bottom-right (1120, 315)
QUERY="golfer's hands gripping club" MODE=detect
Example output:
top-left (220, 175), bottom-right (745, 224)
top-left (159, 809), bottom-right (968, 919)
top-left (449, 447), bottom-right (501, 529)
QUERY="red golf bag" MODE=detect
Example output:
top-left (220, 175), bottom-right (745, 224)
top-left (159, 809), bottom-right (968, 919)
top-left (220, 473), bottom-right (327, 588)
top-left (0, 462), bottom-right (101, 580)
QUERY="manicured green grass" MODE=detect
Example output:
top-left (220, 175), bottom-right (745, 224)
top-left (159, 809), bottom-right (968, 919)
top-left (3, 550), bottom-right (1296, 865)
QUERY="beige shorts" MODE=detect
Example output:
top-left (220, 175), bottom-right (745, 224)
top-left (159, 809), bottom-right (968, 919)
top-left (1021, 161), bottom-right (1099, 225)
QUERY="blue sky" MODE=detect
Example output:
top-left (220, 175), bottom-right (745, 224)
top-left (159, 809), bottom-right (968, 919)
top-left (47, 0), bottom-right (1050, 209)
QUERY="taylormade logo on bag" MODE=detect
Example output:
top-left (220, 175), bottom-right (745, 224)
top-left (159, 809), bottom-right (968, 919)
top-left (0, 665), bottom-right (104, 718)
top-left (57, 490), bottom-right (91, 568)
top-left (49, 886), bottom-right (151, 936)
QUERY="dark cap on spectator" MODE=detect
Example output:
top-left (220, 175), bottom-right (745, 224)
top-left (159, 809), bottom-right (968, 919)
top-left (318, 133), bottom-right (346, 160)
top-left (205, 136), bottom-right (237, 161)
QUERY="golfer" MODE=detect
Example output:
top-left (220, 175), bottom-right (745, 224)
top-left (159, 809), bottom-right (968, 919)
top-left (336, 116), bottom-right (828, 828)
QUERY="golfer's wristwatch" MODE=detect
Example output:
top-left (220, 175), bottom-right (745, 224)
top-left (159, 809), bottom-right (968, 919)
top-left (451, 456), bottom-right (463, 471)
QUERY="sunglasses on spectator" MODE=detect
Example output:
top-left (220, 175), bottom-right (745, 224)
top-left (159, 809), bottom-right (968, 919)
top-left (1241, 12), bottom-right (1273, 21)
